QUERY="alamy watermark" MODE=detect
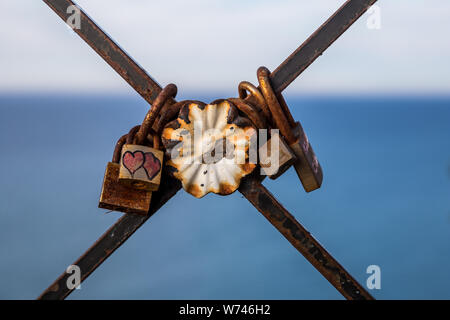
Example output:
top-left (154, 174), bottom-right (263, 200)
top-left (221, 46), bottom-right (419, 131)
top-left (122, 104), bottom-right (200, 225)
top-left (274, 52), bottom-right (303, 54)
top-left (66, 264), bottom-right (81, 290)
top-left (367, 5), bottom-right (381, 30)
top-left (166, 125), bottom-right (281, 176)
top-left (65, 4), bottom-right (380, 32)
top-left (366, 265), bottom-right (381, 290)
top-left (66, 5), bottom-right (81, 30)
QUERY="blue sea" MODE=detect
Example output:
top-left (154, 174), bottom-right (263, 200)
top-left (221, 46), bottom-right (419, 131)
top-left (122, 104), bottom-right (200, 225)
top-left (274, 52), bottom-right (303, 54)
top-left (0, 93), bottom-right (449, 299)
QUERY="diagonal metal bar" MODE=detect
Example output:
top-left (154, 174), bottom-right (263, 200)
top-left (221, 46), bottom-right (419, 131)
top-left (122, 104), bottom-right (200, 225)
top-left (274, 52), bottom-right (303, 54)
top-left (38, 175), bottom-right (181, 300)
top-left (239, 175), bottom-right (373, 300)
top-left (270, 0), bottom-right (377, 93)
top-left (43, 0), bottom-right (164, 105)
top-left (39, 0), bottom-right (377, 299)
top-left (44, 0), bottom-right (376, 98)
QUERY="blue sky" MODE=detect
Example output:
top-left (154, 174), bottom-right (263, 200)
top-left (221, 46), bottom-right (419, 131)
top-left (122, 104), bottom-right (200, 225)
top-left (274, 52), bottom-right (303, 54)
top-left (1, 0), bottom-right (450, 95)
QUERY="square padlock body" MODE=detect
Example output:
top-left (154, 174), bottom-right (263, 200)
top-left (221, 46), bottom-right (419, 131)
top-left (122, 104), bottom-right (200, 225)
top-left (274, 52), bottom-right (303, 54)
top-left (99, 162), bottom-right (152, 215)
top-left (119, 144), bottom-right (164, 191)
top-left (259, 131), bottom-right (297, 179)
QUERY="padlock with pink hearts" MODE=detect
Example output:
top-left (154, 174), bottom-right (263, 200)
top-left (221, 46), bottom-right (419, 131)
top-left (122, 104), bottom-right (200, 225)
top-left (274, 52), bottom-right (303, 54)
top-left (118, 125), bottom-right (164, 192)
top-left (117, 85), bottom-right (178, 192)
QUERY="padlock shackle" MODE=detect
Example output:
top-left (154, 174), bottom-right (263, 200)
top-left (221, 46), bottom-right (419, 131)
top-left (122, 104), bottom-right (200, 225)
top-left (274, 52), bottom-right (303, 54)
top-left (153, 134), bottom-right (160, 150)
top-left (228, 98), bottom-right (266, 129)
top-left (135, 84), bottom-right (178, 145)
top-left (155, 100), bottom-right (192, 134)
top-left (257, 67), bottom-right (297, 144)
top-left (112, 134), bottom-right (128, 163)
top-left (127, 125), bottom-right (141, 144)
top-left (126, 123), bottom-right (161, 150)
top-left (238, 81), bottom-right (270, 122)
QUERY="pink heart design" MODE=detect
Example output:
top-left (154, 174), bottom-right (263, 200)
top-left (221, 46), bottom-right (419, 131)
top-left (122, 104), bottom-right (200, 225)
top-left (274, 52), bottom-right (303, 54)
top-left (143, 152), bottom-right (162, 180)
top-left (122, 151), bottom-right (145, 176)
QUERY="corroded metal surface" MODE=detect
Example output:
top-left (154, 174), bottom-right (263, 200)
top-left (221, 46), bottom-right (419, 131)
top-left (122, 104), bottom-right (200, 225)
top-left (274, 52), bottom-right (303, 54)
top-left (134, 84), bottom-right (178, 145)
top-left (259, 131), bottom-right (297, 179)
top-left (258, 67), bottom-right (297, 144)
top-left (40, 0), bottom-right (377, 300)
top-left (99, 133), bottom-right (152, 214)
top-left (238, 81), bottom-right (272, 127)
top-left (118, 85), bottom-right (177, 191)
top-left (239, 175), bottom-right (374, 300)
top-left (227, 98), bottom-right (266, 129)
top-left (162, 100), bottom-right (257, 198)
top-left (99, 162), bottom-right (153, 214)
top-left (290, 123), bottom-right (323, 192)
top-left (257, 66), bottom-right (323, 192)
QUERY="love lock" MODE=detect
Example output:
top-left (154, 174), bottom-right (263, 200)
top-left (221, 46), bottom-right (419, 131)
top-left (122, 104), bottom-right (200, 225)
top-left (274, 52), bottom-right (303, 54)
top-left (118, 84), bottom-right (177, 191)
top-left (259, 130), bottom-right (297, 179)
top-left (99, 84), bottom-right (177, 215)
top-left (289, 121), bottom-right (323, 192)
top-left (98, 133), bottom-right (152, 215)
top-left (257, 67), bottom-right (323, 192)
top-left (159, 72), bottom-right (321, 196)
top-left (162, 99), bottom-right (257, 198)
top-left (118, 125), bottom-right (163, 191)
top-left (237, 81), bottom-right (297, 179)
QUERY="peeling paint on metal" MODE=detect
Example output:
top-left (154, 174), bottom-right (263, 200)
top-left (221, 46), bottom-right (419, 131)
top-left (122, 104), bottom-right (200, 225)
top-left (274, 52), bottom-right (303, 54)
top-left (162, 100), bottom-right (257, 198)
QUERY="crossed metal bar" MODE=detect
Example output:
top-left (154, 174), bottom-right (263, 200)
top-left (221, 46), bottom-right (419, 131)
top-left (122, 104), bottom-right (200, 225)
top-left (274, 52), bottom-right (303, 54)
top-left (38, 0), bottom-right (377, 300)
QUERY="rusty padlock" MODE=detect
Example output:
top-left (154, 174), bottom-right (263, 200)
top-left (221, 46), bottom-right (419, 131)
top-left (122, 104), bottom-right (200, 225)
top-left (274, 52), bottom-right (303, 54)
top-left (98, 134), bottom-right (152, 215)
top-left (257, 67), bottom-right (323, 192)
top-left (238, 81), bottom-right (296, 179)
top-left (259, 130), bottom-right (297, 179)
top-left (118, 125), bottom-right (164, 191)
top-left (118, 84), bottom-right (177, 192)
top-left (289, 120), bottom-right (323, 192)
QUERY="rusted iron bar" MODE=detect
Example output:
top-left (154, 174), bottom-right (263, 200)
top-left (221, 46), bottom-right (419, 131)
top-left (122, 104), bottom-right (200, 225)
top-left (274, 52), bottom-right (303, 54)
top-left (39, 0), bottom-right (376, 299)
top-left (239, 175), bottom-right (374, 300)
top-left (270, 0), bottom-right (377, 93)
top-left (44, 0), bottom-right (376, 100)
top-left (40, 172), bottom-right (372, 300)
top-left (43, 0), bottom-right (164, 105)
top-left (38, 175), bottom-right (181, 300)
